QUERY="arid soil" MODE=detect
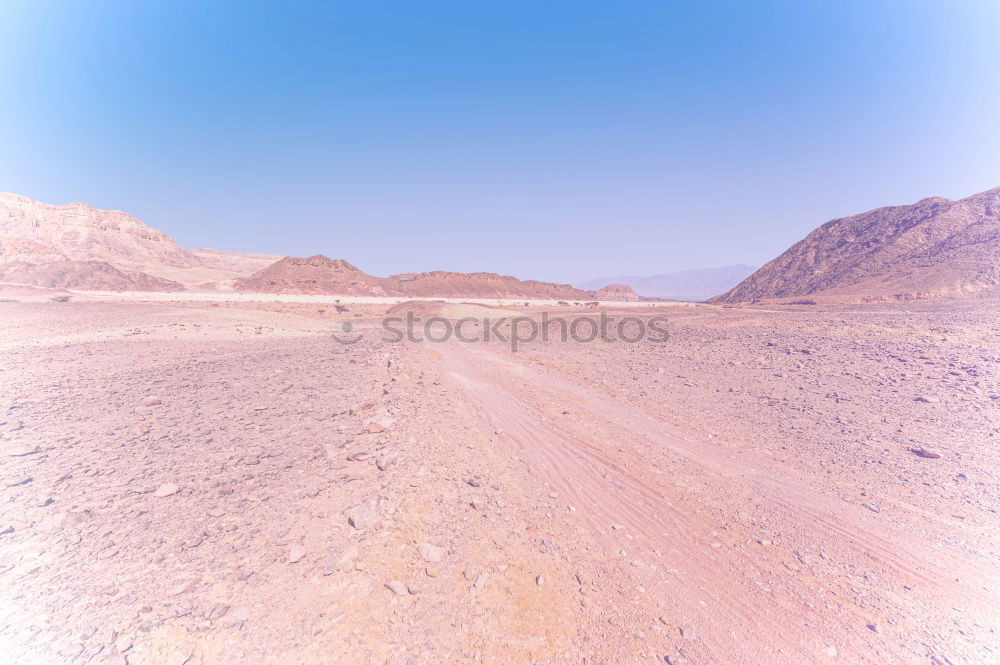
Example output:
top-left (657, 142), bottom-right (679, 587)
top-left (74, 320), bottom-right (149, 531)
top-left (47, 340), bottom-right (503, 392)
top-left (1, 298), bottom-right (997, 664)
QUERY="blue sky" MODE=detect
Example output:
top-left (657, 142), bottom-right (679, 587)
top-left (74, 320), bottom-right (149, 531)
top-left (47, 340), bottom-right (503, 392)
top-left (1, 1), bottom-right (998, 282)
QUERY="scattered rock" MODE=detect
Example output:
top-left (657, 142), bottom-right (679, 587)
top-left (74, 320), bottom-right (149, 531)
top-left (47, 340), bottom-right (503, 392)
top-left (385, 580), bottom-right (409, 596)
top-left (914, 447), bottom-right (941, 459)
top-left (140, 396), bottom-right (162, 407)
top-left (287, 544), bottom-right (306, 563)
top-left (914, 396), bottom-right (940, 403)
top-left (863, 502), bottom-right (880, 513)
top-left (168, 579), bottom-right (197, 595)
top-left (323, 544), bottom-right (359, 575)
top-left (418, 542), bottom-right (445, 563)
top-left (154, 483), bottom-right (180, 498)
top-left (344, 498), bottom-right (380, 529)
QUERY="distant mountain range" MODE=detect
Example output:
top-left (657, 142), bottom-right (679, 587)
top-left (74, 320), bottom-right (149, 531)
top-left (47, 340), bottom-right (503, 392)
top-left (4, 185), bottom-right (999, 303)
top-left (713, 186), bottom-right (1000, 303)
top-left (0, 194), bottom-right (618, 299)
top-left (576, 265), bottom-right (756, 301)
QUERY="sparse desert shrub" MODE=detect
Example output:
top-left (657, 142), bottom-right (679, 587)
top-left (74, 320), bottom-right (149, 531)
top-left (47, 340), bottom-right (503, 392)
top-left (557, 301), bottom-right (569, 306)
top-left (335, 304), bottom-right (348, 313)
top-left (0, 298), bottom-right (17, 303)
top-left (787, 299), bottom-right (817, 305)
top-left (51, 295), bottom-right (71, 303)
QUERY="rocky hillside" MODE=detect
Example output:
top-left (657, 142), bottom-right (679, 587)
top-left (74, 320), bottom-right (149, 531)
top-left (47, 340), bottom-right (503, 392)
top-left (0, 193), bottom-right (279, 290)
top-left (0, 260), bottom-right (184, 291)
top-left (593, 284), bottom-right (639, 302)
top-left (233, 256), bottom-right (389, 296)
top-left (713, 186), bottom-right (1000, 303)
top-left (235, 255), bottom-right (593, 300)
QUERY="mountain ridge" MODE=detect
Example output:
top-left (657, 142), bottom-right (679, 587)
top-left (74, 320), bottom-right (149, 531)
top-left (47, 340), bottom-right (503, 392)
top-left (712, 186), bottom-right (1000, 303)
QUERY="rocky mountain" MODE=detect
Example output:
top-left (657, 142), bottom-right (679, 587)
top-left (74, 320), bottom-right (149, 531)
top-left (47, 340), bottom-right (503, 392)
top-left (713, 186), bottom-right (1000, 303)
top-left (0, 193), bottom-right (279, 290)
top-left (577, 265), bottom-right (756, 301)
top-left (234, 255), bottom-right (593, 300)
top-left (593, 284), bottom-right (639, 302)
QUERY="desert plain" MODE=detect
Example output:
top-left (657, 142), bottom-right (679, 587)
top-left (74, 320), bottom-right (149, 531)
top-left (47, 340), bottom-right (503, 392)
top-left (0, 293), bottom-right (997, 665)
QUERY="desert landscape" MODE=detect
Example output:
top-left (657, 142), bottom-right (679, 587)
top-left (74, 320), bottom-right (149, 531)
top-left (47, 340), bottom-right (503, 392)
top-left (3, 3), bottom-right (999, 663)
top-left (1, 184), bottom-right (998, 665)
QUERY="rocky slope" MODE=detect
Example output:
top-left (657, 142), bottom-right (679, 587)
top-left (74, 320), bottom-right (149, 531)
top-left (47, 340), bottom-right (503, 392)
top-left (0, 193), bottom-right (279, 290)
top-left (713, 186), bottom-right (1000, 303)
top-left (0, 260), bottom-right (184, 292)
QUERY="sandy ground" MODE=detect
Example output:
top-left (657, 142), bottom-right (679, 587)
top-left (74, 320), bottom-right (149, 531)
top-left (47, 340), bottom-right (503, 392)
top-left (0, 298), bottom-right (997, 664)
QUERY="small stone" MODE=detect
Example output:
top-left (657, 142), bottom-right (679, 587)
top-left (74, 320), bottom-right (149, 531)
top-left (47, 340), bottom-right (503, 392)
top-left (915, 447), bottom-right (941, 459)
top-left (344, 498), bottom-right (379, 529)
top-left (154, 483), bottom-right (180, 498)
top-left (141, 396), bottom-right (162, 407)
top-left (168, 579), bottom-right (196, 595)
top-left (535, 574), bottom-right (544, 586)
top-left (323, 544), bottom-right (359, 575)
top-left (823, 645), bottom-right (838, 657)
top-left (6, 444), bottom-right (40, 457)
top-left (207, 507), bottom-right (225, 517)
top-left (287, 544), bottom-right (306, 563)
top-left (208, 604), bottom-right (230, 620)
top-left (376, 450), bottom-right (398, 471)
top-left (467, 478), bottom-right (481, 488)
top-left (346, 449), bottom-right (371, 461)
top-left (914, 396), bottom-right (940, 403)
top-left (385, 580), bottom-right (408, 596)
top-left (863, 502), bottom-right (880, 513)
top-left (418, 542), bottom-right (445, 563)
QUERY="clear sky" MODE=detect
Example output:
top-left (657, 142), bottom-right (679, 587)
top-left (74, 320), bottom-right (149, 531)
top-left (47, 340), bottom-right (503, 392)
top-left (2, 1), bottom-right (998, 282)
